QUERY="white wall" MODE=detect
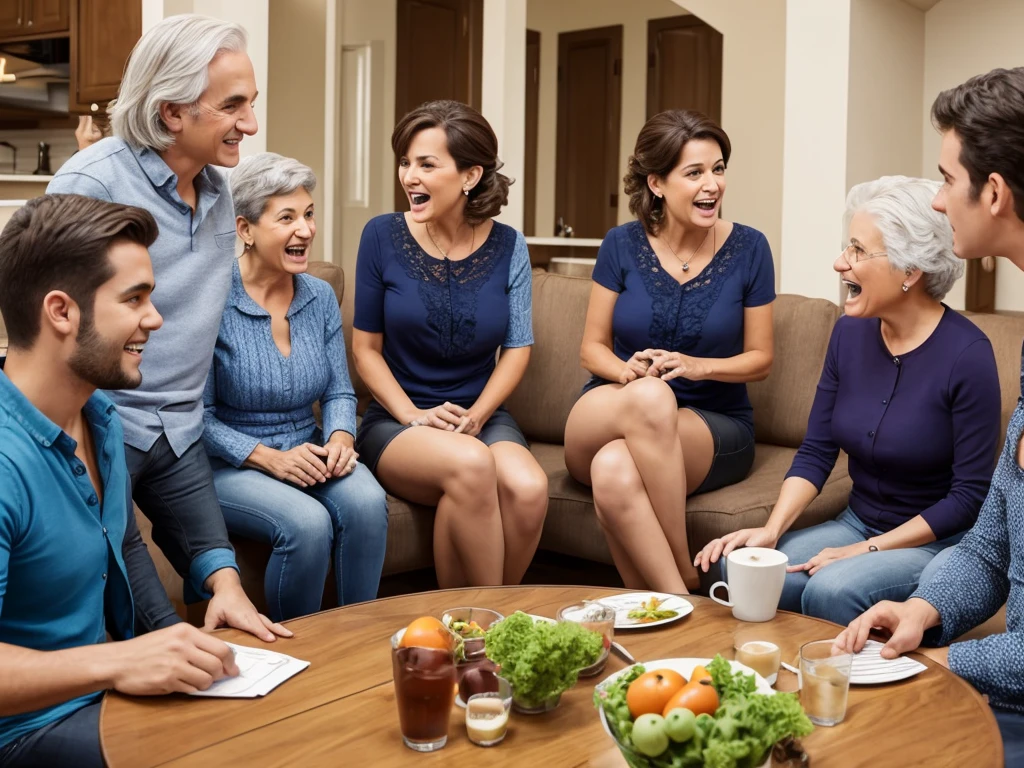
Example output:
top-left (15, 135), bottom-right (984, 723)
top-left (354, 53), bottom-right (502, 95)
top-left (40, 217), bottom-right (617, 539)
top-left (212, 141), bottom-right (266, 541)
top-left (779, 0), bottom-right (850, 302)
top-left (923, 0), bottom-right (1024, 311)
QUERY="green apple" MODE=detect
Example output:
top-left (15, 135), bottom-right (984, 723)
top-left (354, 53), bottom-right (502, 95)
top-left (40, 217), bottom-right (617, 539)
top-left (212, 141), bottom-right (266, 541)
top-left (631, 713), bottom-right (669, 757)
top-left (663, 707), bottom-right (697, 743)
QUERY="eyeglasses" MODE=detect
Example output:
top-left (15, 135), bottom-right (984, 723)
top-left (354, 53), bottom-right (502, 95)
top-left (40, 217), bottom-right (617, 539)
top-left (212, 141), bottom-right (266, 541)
top-left (840, 242), bottom-right (888, 266)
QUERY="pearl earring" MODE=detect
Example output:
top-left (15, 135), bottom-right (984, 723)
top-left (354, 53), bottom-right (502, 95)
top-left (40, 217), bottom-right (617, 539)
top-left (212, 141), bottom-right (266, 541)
top-left (901, 283), bottom-right (909, 293)
top-left (463, 187), bottom-right (470, 196)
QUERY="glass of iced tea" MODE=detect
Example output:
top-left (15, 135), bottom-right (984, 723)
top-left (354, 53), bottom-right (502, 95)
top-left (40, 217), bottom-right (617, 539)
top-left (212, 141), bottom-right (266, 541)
top-left (799, 639), bottom-right (852, 726)
top-left (391, 629), bottom-right (458, 752)
top-left (733, 632), bottom-right (782, 686)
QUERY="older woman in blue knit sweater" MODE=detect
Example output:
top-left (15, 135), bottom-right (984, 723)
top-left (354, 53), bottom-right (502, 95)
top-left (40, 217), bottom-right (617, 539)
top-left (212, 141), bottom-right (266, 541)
top-left (202, 153), bottom-right (388, 621)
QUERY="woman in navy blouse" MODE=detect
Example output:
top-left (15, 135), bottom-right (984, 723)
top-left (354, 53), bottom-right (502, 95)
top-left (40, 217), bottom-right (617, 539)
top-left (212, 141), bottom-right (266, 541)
top-left (352, 101), bottom-right (547, 588)
top-left (564, 110), bottom-right (776, 594)
top-left (202, 153), bottom-right (388, 622)
top-left (695, 176), bottom-right (1001, 625)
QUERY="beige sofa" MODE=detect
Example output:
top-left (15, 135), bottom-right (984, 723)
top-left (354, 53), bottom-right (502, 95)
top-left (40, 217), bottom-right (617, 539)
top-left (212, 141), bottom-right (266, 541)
top-left (140, 262), bottom-right (1024, 621)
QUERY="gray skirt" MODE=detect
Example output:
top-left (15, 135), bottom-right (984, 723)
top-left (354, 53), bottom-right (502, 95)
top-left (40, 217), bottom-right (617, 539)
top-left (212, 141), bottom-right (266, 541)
top-left (355, 401), bottom-right (529, 473)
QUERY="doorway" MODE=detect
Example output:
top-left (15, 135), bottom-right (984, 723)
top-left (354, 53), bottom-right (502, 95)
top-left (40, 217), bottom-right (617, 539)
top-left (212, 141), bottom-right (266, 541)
top-left (394, 0), bottom-right (483, 212)
top-left (524, 29), bottom-right (540, 236)
top-left (554, 25), bottom-right (623, 239)
top-left (646, 15), bottom-right (723, 123)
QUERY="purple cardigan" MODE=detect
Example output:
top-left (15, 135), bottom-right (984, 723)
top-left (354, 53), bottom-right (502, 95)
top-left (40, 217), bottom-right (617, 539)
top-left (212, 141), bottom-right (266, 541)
top-left (786, 308), bottom-right (1000, 540)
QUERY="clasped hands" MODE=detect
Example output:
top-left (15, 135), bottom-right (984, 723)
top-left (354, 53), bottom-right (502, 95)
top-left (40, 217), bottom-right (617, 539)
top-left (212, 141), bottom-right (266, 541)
top-left (255, 432), bottom-right (358, 488)
top-left (409, 402), bottom-right (484, 437)
top-left (619, 348), bottom-right (709, 385)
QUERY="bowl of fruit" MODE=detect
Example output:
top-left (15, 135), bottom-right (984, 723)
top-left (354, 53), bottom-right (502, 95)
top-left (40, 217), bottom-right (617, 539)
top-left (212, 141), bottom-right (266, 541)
top-left (594, 655), bottom-right (813, 768)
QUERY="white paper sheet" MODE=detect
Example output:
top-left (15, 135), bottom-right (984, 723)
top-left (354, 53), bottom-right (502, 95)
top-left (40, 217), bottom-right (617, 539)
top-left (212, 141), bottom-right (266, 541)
top-left (188, 642), bottom-right (310, 698)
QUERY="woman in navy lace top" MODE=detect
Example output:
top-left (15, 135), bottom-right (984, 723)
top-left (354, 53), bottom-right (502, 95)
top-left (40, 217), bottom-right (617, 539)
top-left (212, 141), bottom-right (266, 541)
top-left (353, 101), bottom-right (547, 588)
top-left (564, 110), bottom-right (775, 594)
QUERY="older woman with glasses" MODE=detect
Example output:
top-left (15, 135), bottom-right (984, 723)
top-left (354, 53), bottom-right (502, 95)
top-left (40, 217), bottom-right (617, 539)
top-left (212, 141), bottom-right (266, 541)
top-left (694, 176), bottom-right (1001, 625)
top-left (202, 152), bottom-right (388, 621)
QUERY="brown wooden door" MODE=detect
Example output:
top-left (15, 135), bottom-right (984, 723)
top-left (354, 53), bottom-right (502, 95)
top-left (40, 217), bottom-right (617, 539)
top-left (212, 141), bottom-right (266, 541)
top-left (70, 0), bottom-right (141, 114)
top-left (965, 258), bottom-right (997, 313)
top-left (0, 2), bottom-right (27, 38)
top-left (394, 0), bottom-right (482, 212)
top-left (523, 29), bottom-right (540, 236)
top-left (647, 15), bottom-right (722, 123)
top-left (26, 0), bottom-right (69, 35)
top-left (555, 25), bottom-right (622, 239)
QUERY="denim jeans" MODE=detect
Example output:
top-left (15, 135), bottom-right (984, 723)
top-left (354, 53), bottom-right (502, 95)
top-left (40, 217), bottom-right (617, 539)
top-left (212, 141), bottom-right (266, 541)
top-left (776, 507), bottom-right (963, 626)
top-left (211, 461), bottom-right (388, 621)
top-left (994, 708), bottom-right (1024, 767)
top-left (0, 701), bottom-right (102, 768)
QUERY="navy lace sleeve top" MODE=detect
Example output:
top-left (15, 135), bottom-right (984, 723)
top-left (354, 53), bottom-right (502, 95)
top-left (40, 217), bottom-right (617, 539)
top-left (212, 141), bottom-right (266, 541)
top-left (592, 220), bottom-right (776, 432)
top-left (354, 213), bottom-right (534, 409)
top-left (786, 310), bottom-right (1000, 540)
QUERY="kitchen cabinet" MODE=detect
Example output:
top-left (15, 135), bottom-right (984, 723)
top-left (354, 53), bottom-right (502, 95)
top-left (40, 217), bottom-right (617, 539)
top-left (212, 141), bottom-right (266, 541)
top-left (70, 0), bottom-right (141, 114)
top-left (0, 0), bottom-right (70, 39)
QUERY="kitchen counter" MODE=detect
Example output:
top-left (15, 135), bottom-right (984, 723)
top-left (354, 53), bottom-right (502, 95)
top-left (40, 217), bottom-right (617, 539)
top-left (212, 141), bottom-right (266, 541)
top-left (0, 174), bottom-right (54, 182)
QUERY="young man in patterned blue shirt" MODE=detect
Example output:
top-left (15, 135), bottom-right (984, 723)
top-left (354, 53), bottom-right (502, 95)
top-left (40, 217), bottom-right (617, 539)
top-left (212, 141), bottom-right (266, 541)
top-left (835, 67), bottom-right (1024, 765)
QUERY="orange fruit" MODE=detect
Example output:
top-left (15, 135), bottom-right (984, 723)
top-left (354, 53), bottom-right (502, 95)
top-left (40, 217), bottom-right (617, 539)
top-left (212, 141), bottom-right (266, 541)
top-left (399, 616), bottom-right (453, 650)
top-left (689, 665), bottom-right (712, 685)
top-left (626, 669), bottom-right (687, 718)
top-left (662, 679), bottom-right (719, 718)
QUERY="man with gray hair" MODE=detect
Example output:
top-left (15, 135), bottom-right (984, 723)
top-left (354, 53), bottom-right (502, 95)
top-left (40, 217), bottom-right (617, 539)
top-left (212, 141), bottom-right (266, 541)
top-left (47, 14), bottom-right (289, 642)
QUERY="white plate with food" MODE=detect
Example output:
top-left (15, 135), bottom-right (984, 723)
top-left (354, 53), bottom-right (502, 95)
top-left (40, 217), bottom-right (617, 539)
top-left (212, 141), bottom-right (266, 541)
top-left (596, 592), bottom-right (694, 629)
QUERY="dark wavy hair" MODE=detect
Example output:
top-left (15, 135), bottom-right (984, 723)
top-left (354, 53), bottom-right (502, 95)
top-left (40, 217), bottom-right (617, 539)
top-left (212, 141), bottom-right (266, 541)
top-left (625, 110), bottom-right (731, 235)
top-left (391, 100), bottom-right (512, 225)
top-left (0, 194), bottom-right (158, 348)
top-left (931, 67), bottom-right (1024, 222)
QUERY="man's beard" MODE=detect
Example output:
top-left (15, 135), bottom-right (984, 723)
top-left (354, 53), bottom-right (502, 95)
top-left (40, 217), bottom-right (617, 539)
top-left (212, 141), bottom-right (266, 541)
top-left (68, 311), bottom-right (141, 391)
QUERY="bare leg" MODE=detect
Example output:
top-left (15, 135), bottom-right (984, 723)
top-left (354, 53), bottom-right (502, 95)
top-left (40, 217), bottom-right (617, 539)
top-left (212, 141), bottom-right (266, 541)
top-left (490, 442), bottom-right (548, 584)
top-left (566, 379), bottom-right (690, 581)
top-left (674, 409), bottom-right (716, 589)
top-left (591, 440), bottom-right (688, 593)
top-left (376, 427), bottom-right (504, 587)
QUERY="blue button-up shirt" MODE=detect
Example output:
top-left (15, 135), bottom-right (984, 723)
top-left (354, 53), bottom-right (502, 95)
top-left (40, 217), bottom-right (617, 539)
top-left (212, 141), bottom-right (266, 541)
top-left (47, 138), bottom-right (238, 457)
top-left (0, 372), bottom-right (137, 749)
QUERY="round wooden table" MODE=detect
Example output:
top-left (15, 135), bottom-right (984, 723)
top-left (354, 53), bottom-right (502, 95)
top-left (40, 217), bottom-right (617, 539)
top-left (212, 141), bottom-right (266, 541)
top-left (100, 586), bottom-right (1002, 767)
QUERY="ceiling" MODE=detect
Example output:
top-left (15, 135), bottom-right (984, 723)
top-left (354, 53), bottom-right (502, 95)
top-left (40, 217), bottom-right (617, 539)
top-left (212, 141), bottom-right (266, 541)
top-left (901, 0), bottom-right (942, 11)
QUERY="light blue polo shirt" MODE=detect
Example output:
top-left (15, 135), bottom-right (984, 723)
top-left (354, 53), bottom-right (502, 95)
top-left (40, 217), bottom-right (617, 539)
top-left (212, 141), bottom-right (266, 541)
top-left (0, 370), bottom-right (136, 749)
top-left (47, 137), bottom-right (238, 457)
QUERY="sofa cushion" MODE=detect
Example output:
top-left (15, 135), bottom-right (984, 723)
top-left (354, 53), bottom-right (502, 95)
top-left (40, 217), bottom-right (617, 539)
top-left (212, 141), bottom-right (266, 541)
top-left (747, 294), bottom-right (840, 448)
top-left (505, 270), bottom-right (594, 443)
top-left (961, 311), bottom-right (1024, 440)
top-left (531, 441), bottom-right (851, 566)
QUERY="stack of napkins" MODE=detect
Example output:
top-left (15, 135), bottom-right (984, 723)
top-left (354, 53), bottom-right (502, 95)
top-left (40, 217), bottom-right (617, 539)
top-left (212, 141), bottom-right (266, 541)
top-left (850, 639), bottom-right (928, 685)
top-left (189, 642), bottom-right (310, 698)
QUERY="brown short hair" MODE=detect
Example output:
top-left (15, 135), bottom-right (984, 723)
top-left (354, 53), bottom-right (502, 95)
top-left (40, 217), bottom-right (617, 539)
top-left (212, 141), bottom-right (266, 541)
top-left (0, 194), bottom-right (158, 348)
top-left (392, 100), bottom-right (512, 225)
top-left (931, 67), bottom-right (1024, 222)
top-left (625, 110), bottom-right (731, 235)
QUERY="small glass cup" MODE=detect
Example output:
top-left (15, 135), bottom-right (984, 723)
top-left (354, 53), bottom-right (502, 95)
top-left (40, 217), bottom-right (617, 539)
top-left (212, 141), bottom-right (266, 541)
top-left (556, 601), bottom-right (614, 677)
top-left (391, 628), bottom-right (458, 752)
top-left (733, 629), bottom-right (782, 686)
top-left (799, 639), bottom-right (852, 726)
top-left (441, 607), bottom-right (504, 660)
top-left (465, 676), bottom-right (513, 747)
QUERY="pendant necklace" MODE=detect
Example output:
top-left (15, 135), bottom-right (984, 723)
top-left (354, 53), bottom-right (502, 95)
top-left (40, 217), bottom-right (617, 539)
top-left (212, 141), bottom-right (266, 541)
top-left (663, 226), bottom-right (712, 272)
top-left (426, 221), bottom-right (476, 260)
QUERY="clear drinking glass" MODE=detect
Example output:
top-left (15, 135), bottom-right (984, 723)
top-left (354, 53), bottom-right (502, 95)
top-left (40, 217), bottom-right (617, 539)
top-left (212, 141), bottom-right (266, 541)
top-left (465, 677), bottom-right (513, 747)
top-left (733, 628), bottom-right (782, 686)
top-left (556, 601), bottom-right (614, 677)
top-left (391, 628), bottom-right (458, 752)
top-left (799, 639), bottom-right (852, 726)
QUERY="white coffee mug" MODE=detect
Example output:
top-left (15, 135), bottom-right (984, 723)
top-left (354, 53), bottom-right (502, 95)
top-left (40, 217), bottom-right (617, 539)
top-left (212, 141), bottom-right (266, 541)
top-left (710, 547), bottom-right (789, 622)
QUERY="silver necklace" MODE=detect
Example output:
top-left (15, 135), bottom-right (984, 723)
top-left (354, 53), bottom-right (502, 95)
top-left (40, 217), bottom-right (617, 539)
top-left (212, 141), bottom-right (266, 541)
top-left (426, 221), bottom-right (476, 260)
top-left (662, 226), bottom-right (712, 272)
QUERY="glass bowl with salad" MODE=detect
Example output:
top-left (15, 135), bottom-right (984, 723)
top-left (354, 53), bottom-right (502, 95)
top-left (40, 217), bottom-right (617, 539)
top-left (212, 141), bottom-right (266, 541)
top-left (594, 655), bottom-right (813, 768)
top-left (441, 607), bottom-right (504, 659)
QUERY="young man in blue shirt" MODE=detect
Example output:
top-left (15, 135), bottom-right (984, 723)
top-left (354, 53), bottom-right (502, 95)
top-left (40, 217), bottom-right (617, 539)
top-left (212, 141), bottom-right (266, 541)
top-left (835, 67), bottom-right (1024, 764)
top-left (47, 15), bottom-right (290, 642)
top-left (0, 194), bottom-right (240, 767)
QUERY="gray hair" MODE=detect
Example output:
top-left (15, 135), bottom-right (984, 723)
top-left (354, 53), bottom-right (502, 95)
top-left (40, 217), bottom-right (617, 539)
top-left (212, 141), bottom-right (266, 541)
top-left (845, 175), bottom-right (962, 300)
top-left (110, 15), bottom-right (247, 151)
top-left (230, 153), bottom-right (317, 221)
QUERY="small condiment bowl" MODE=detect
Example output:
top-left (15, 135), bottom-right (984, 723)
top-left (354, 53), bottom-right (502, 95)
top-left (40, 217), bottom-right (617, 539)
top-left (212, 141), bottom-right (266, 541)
top-left (466, 676), bottom-right (513, 747)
